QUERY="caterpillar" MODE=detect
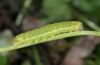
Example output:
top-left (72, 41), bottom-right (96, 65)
top-left (0, 21), bottom-right (100, 52)
top-left (13, 21), bottom-right (83, 45)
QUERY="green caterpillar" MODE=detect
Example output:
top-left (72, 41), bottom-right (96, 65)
top-left (0, 21), bottom-right (100, 52)
top-left (13, 21), bottom-right (82, 45)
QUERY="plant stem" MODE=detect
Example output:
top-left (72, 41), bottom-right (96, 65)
top-left (0, 31), bottom-right (100, 52)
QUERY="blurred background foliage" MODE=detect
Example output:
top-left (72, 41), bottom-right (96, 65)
top-left (0, 0), bottom-right (100, 65)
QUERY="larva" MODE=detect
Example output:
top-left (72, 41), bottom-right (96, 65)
top-left (1, 21), bottom-right (100, 52)
top-left (13, 21), bottom-right (83, 45)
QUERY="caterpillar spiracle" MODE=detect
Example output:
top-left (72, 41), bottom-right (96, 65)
top-left (13, 21), bottom-right (83, 45)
